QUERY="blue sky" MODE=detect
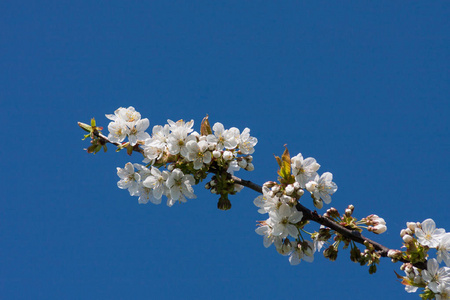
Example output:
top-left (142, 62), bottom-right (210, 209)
top-left (1, 1), bottom-right (449, 299)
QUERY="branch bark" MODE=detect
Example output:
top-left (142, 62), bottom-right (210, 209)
top-left (231, 174), bottom-right (426, 270)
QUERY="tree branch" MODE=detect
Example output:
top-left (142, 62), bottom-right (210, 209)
top-left (87, 131), bottom-right (425, 269)
top-left (232, 174), bottom-right (426, 269)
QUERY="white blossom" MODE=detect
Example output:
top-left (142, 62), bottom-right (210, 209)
top-left (127, 118), bottom-right (150, 146)
top-left (268, 203), bottom-right (303, 239)
top-left (142, 167), bottom-right (170, 201)
top-left (305, 172), bottom-right (337, 204)
top-left (289, 240), bottom-right (315, 265)
top-left (416, 219), bottom-right (446, 248)
top-left (106, 106), bottom-right (141, 123)
top-left (422, 258), bottom-right (450, 293)
top-left (107, 119), bottom-right (129, 143)
top-left (238, 128), bottom-right (257, 154)
top-left (165, 168), bottom-right (196, 206)
top-left (206, 122), bottom-right (237, 150)
top-left (255, 224), bottom-right (282, 248)
top-left (438, 233), bottom-right (450, 267)
top-left (117, 162), bottom-right (141, 196)
top-left (186, 140), bottom-right (212, 170)
top-left (291, 153), bottom-right (320, 188)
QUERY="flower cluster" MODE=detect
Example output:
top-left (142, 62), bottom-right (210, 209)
top-left (109, 107), bottom-right (257, 207)
top-left (106, 106), bottom-right (150, 145)
top-left (253, 151), bottom-right (337, 265)
top-left (394, 219), bottom-right (450, 299)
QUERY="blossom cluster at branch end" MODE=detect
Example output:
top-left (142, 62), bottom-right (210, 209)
top-left (394, 218), bottom-right (450, 299)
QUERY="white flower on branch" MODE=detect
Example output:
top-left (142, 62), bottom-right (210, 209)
top-left (437, 233), bottom-right (450, 267)
top-left (206, 122), bottom-right (237, 150)
top-left (142, 167), bottom-right (170, 201)
top-left (289, 240), bottom-right (315, 265)
top-left (186, 140), bottom-right (212, 170)
top-left (117, 163), bottom-right (141, 196)
top-left (106, 106), bottom-right (141, 123)
top-left (416, 218), bottom-right (446, 248)
top-left (305, 172), bottom-right (337, 205)
top-left (255, 224), bottom-right (282, 248)
top-left (237, 128), bottom-right (257, 155)
top-left (127, 118), bottom-right (150, 146)
top-left (107, 119), bottom-right (129, 143)
top-left (291, 153), bottom-right (320, 188)
top-left (165, 168), bottom-right (196, 206)
top-left (268, 203), bottom-right (303, 239)
top-left (422, 258), bottom-right (450, 293)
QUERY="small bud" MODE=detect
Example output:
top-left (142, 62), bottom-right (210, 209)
top-left (293, 182), bottom-right (301, 190)
top-left (238, 159), bottom-right (247, 169)
top-left (213, 150), bottom-right (221, 158)
top-left (305, 181), bottom-right (317, 192)
top-left (271, 185), bottom-right (281, 193)
top-left (285, 184), bottom-right (295, 196)
top-left (402, 234), bottom-right (413, 243)
top-left (223, 151), bottom-right (233, 161)
top-left (372, 224), bottom-right (387, 234)
top-left (246, 163), bottom-right (254, 171)
top-left (313, 198), bottom-right (323, 209)
top-left (263, 181), bottom-right (277, 188)
top-left (387, 250), bottom-right (402, 260)
top-left (406, 222), bottom-right (416, 231)
top-left (246, 155), bottom-right (253, 163)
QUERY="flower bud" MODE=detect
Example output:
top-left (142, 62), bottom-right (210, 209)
top-left (402, 234), bottom-right (413, 243)
top-left (285, 185), bottom-right (295, 196)
top-left (293, 182), bottom-right (301, 190)
top-left (246, 155), bottom-right (253, 163)
top-left (406, 222), bottom-right (417, 232)
top-left (263, 181), bottom-right (277, 188)
top-left (246, 163), bottom-right (254, 171)
top-left (223, 151), bottom-right (233, 161)
top-left (238, 159), bottom-right (247, 169)
top-left (387, 250), bottom-right (402, 260)
top-left (305, 181), bottom-right (317, 192)
top-left (296, 189), bottom-right (304, 197)
top-left (313, 198), bottom-right (323, 209)
top-left (372, 224), bottom-right (387, 234)
top-left (271, 185), bottom-right (280, 193)
top-left (213, 150), bottom-right (221, 158)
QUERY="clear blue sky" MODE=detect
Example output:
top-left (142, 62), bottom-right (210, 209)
top-left (1, 1), bottom-right (449, 299)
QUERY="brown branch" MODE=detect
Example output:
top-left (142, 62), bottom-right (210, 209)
top-left (93, 130), bottom-right (145, 155)
top-left (231, 174), bottom-right (426, 270)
